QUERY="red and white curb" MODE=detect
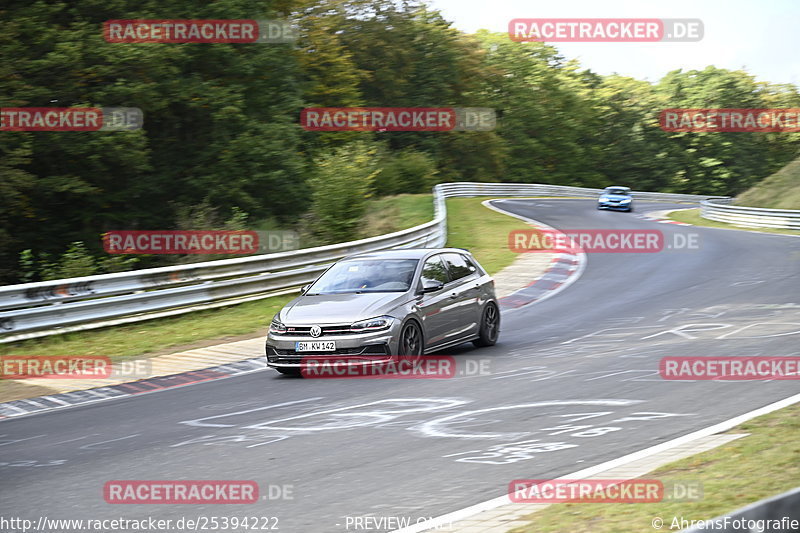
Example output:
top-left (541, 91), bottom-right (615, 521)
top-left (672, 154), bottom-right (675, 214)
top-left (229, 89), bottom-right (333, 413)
top-left (483, 199), bottom-right (587, 311)
top-left (636, 209), bottom-right (692, 225)
top-left (0, 358), bottom-right (267, 420)
top-left (498, 253), bottom-right (582, 309)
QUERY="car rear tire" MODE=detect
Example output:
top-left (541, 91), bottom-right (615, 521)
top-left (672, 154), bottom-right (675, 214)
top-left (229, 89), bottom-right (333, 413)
top-left (473, 302), bottom-right (499, 347)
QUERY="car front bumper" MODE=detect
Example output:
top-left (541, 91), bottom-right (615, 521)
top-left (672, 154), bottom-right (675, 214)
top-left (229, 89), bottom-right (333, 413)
top-left (265, 326), bottom-right (401, 368)
top-left (598, 202), bottom-right (632, 211)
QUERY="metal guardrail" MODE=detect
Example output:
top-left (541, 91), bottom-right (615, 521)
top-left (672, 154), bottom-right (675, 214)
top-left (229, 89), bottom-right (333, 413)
top-left (0, 182), bottom-right (725, 342)
top-left (681, 486), bottom-right (800, 532)
top-left (701, 198), bottom-right (800, 229)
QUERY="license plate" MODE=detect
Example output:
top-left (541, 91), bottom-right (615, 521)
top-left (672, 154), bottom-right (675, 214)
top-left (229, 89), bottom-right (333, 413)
top-left (296, 341), bottom-right (336, 352)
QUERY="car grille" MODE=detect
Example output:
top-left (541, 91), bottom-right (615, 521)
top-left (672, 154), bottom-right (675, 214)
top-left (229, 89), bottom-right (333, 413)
top-left (282, 324), bottom-right (354, 336)
top-left (266, 344), bottom-right (390, 363)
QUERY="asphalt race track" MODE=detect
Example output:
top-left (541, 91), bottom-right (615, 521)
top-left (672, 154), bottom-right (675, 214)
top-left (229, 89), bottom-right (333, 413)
top-left (2, 199), bottom-right (799, 532)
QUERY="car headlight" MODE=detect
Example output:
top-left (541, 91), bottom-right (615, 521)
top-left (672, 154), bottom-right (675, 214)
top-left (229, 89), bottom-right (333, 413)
top-left (619, 198), bottom-right (631, 203)
top-left (599, 197), bottom-right (609, 202)
top-left (269, 318), bottom-right (287, 335)
top-left (350, 316), bottom-right (394, 333)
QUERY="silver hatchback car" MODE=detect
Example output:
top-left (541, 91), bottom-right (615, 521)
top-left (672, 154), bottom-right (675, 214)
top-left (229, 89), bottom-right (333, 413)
top-left (265, 248), bottom-right (499, 375)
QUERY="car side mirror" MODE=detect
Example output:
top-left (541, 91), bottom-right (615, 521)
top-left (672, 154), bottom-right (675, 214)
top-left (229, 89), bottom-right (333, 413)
top-left (421, 280), bottom-right (444, 293)
top-left (300, 284), bottom-right (310, 294)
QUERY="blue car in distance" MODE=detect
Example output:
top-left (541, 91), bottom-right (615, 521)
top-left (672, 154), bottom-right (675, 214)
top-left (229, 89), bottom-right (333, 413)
top-left (597, 186), bottom-right (633, 212)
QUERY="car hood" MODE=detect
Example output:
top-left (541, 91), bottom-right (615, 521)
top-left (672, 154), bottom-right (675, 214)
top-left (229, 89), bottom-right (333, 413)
top-left (279, 292), bottom-right (410, 324)
top-left (601, 194), bottom-right (631, 201)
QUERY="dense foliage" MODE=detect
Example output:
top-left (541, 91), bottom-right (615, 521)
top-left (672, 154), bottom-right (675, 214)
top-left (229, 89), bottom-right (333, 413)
top-left (2, 0), bottom-right (799, 283)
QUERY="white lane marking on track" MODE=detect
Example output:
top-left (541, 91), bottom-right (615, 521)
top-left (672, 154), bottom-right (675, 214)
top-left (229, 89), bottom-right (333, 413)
top-left (242, 398), bottom-right (467, 432)
top-left (246, 436), bottom-right (291, 448)
top-left (0, 434), bottom-right (46, 446)
top-left (412, 400), bottom-right (642, 440)
top-left (642, 323), bottom-right (732, 340)
top-left (52, 435), bottom-right (94, 445)
top-left (181, 398), bottom-right (468, 433)
top-left (491, 368), bottom-right (575, 381)
top-left (79, 433), bottom-right (140, 450)
top-left (181, 397), bottom-right (324, 428)
top-left (715, 322), bottom-right (800, 339)
top-left (170, 433), bottom-right (291, 448)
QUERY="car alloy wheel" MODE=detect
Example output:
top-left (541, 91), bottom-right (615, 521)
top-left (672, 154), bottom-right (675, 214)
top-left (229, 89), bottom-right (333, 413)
top-left (399, 320), bottom-right (423, 356)
top-left (474, 302), bottom-right (499, 347)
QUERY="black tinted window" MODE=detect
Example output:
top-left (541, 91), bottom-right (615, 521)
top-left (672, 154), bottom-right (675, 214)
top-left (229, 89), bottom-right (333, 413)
top-left (420, 255), bottom-right (449, 284)
top-left (442, 253), bottom-right (474, 280)
top-left (309, 259), bottom-right (418, 294)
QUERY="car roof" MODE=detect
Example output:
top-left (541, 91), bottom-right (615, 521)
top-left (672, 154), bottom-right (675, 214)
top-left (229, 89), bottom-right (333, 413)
top-left (342, 248), bottom-right (471, 261)
top-left (604, 186), bottom-right (631, 191)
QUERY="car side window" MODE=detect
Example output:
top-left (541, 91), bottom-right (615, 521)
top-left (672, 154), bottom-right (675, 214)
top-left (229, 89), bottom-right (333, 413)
top-left (442, 253), bottom-right (475, 281)
top-left (463, 255), bottom-right (482, 275)
top-left (420, 255), bottom-right (449, 285)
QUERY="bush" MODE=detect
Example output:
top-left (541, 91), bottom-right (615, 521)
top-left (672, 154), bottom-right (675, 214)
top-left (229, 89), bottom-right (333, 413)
top-left (18, 242), bottom-right (140, 283)
top-left (308, 143), bottom-right (380, 243)
top-left (373, 149), bottom-right (439, 196)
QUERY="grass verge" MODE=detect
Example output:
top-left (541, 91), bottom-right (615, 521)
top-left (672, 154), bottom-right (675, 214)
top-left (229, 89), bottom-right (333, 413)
top-left (736, 156), bottom-right (800, 210)
top-left (510, 402), bottom-right (800, 533)
top-left (445, 197), bottom-right (532, 274)
top-left (668, 208), bottom-right (799, 236)
top-left (360, 193), bottom-right (434, 238)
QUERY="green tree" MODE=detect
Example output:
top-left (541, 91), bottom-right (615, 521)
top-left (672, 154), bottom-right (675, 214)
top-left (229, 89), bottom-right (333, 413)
top-left (308, 142), bottom-right (379, 242)
top-left (656, 67), bottom-right (799, 195)
top-left (373, 148), bottom-right (438, 195)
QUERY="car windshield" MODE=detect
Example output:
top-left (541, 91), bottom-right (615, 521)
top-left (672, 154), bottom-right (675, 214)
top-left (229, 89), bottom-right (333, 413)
top-left (605, 188), bottom-right (630, 196)
top-left (306, 259), bottom-right (419, 294)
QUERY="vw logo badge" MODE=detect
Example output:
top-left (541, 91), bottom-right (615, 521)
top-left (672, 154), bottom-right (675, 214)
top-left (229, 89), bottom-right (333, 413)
top-left (310, 325), bottom-right (322, 337)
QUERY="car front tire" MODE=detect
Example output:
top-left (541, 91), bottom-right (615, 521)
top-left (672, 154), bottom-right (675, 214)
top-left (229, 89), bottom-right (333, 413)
top-left (398, 319), bottom-right (424, 356)
top-left (473, 302), bottom-right (499, 347)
